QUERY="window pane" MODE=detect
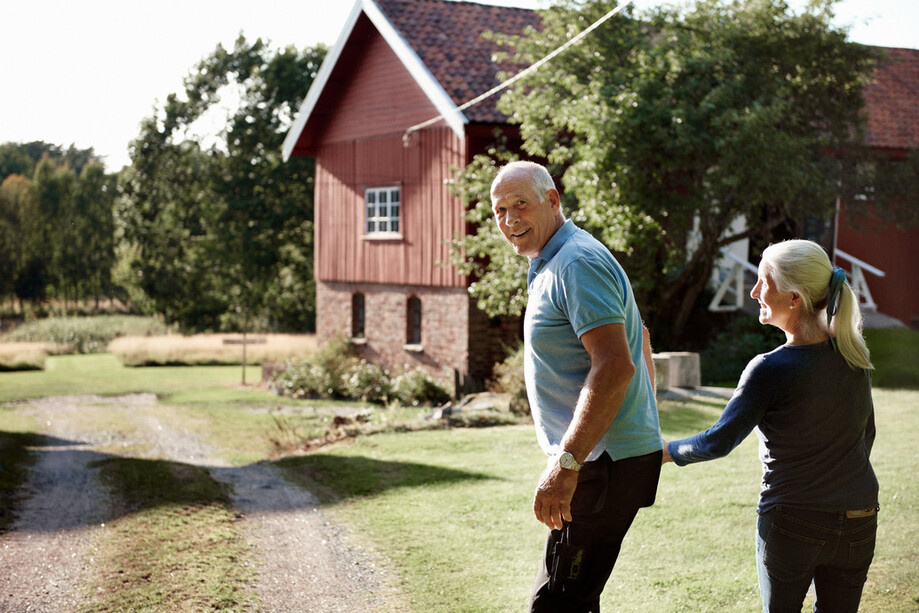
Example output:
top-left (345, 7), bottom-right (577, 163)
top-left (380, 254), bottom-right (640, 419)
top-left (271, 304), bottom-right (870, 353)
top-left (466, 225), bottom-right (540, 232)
top-left (365, 187), bottom-right (401, 235)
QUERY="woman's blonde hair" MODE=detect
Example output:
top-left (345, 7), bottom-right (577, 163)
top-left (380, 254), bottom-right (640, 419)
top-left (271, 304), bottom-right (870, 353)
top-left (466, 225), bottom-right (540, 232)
top-left (760, 239), bottom-right (872, 370)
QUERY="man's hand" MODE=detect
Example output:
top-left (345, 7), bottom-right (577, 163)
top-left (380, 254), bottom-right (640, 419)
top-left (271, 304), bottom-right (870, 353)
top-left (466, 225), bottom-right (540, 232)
top-left (533, 462), bottom-right (580, 530)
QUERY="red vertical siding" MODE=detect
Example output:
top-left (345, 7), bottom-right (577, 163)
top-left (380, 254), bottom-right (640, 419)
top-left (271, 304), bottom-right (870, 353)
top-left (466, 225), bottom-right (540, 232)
top-left (309, 22), bottom-right (469, 289)
top-left (837, 203), bottom-right (919, 327)
top-left (314, 126), bottom-right (467, 287)
top-left (320, 24), bottom-right (443, 145)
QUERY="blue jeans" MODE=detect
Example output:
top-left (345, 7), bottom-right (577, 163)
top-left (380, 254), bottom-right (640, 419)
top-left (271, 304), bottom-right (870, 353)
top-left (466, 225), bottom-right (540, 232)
top-left (756, 506), bottom-right (877, 613)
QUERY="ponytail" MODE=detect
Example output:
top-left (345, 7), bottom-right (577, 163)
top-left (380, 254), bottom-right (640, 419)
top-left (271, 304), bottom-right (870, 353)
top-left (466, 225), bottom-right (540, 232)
top-left (831, 277), bottom-right (873, 371)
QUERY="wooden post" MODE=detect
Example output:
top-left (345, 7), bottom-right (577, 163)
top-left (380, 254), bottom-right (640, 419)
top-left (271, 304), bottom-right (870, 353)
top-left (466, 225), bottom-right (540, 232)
top-left (222, 334), bottom-right (267, 385)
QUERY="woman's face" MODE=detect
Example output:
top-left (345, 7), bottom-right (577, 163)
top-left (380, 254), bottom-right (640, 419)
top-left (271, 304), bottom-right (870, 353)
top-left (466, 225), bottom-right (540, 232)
top-left (750, 269), bottom-right (795, 331)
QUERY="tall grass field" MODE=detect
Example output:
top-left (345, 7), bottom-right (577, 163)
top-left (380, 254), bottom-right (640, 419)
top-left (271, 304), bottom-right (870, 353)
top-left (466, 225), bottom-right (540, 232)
top-left (108, 333), bottom-right (317, 366)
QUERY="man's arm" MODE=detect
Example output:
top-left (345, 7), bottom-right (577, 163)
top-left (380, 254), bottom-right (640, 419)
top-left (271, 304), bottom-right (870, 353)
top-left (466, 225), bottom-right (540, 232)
top-left (533, 322), bottom-right (635, 530)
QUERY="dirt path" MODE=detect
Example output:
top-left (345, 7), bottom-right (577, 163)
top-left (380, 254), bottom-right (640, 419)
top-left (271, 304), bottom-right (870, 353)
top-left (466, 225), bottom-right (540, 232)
top-left (0, 394), bottom-right (403, 612)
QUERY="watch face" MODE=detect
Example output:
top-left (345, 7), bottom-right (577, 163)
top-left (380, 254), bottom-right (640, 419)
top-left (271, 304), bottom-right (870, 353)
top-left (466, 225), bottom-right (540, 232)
top-left (559, 452), bottom-right (579, 470)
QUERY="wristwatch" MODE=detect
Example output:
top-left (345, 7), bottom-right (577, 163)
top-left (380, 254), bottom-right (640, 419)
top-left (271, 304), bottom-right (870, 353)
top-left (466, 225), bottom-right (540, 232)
top-left (557, 451), bottom-right (582, 472)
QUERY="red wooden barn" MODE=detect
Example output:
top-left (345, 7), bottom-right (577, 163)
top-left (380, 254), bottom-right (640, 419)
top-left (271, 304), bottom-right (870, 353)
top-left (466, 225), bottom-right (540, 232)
top-left (282, 0), bottom-right (538, 393)
top-left (283, 0), bottom-right (919, 394)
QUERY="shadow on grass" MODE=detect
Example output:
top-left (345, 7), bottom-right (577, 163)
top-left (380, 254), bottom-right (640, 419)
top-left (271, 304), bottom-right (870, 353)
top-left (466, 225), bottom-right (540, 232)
top-left (2, 430), bottom-right (493, 535)
top-left (273, 454), bottom-right (494, 502)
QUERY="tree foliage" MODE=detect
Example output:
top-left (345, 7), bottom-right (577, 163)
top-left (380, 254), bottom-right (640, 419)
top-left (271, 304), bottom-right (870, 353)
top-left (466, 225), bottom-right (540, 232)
top-left (0, 148), bottom-right (113, 310)
top-left (452, 0), bottom-right (895, 346)
top-left (0, 141), bottom-right (101, 180)
top-left (119, 36), bottom-right (324, 332)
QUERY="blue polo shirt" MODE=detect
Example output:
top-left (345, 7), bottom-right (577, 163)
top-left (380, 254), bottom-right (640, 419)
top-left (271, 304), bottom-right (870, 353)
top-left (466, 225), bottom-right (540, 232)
top-left (525, 220), bottom-right (662, 462)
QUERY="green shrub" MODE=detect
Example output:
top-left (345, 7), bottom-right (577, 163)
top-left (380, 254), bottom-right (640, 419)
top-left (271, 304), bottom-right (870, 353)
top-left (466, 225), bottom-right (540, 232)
top-left (272, 360), bottom-right (341, 399)
top-left (5, 316), bottom-right (166, 354)
top-left (490, 343), bottom-right (529, 415)
top-left (271, 338), bottom-right (451, 406)
top-left (391, 368), bottom-right (451, 407)
top-left (343, 360), bottom-right (393, 403)
top-left (700, 315), bottom-right (785, 386)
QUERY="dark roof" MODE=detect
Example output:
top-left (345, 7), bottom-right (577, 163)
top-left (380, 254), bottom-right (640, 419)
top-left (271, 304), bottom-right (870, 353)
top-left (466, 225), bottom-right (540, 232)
top-left (864, 47), bottom-right (919, 150)
top-left (375, 0), bottom-right (542, 123)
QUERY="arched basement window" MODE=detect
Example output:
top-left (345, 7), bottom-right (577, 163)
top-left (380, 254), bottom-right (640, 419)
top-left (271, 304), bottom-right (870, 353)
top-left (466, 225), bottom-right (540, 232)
top-left (406, 295), bottom-right (422, 347)
top-left (352, 293), bottom-right (365, 339)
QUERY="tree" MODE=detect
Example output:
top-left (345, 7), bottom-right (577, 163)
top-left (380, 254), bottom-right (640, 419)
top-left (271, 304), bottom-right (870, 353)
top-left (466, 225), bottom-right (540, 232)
top-left (0, 144), bottom-right (35, 180)
top-left (0, 176), bottom-right (27, 301)
top-left (453, 0), bottom-right (892, 346)
top-left (0, 174), bottom-right (42, 308)
top-left (120, 36), bottom-right (323, 332)
top-left (0, 141), bottom-right (103, 181)
top-left (31, 158), bottom-right (77, 303)
top-left (75, 163), bottom-right (117, 304)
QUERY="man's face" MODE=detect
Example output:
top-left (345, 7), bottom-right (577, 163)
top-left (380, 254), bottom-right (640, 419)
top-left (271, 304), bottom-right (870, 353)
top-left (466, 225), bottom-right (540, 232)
top-left (490, 169), bottom-right (561, 259)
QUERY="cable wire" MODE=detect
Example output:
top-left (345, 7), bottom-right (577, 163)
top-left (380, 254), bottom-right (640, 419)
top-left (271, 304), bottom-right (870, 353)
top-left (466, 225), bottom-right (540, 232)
top-left (402, 0), bottom-right (635, 145)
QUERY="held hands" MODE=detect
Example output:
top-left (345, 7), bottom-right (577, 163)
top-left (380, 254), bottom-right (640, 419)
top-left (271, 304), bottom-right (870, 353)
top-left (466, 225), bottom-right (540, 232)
top-left (661, 440), bottom-right (672, 464)
top-left (533, 461), bottom-right (579, 530)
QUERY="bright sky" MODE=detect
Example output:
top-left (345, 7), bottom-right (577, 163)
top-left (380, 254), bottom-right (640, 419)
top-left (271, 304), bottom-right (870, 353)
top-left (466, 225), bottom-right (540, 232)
top-left (3, 0), bottom-right (916, 172)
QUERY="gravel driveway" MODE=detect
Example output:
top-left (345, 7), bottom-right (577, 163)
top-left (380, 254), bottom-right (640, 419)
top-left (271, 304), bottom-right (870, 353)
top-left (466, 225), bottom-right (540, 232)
top-left (0, 394), bottom-right (406, 612)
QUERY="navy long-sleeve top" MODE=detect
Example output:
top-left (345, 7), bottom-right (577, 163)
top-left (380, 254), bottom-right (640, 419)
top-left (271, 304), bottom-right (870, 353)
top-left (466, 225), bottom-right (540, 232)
top-left (667, 341), bottom-right (878, 514)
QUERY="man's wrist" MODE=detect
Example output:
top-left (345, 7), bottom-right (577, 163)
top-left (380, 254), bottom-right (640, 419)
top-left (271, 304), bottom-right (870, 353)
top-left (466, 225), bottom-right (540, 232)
top-left (557, 450), bottom-right (582, 472)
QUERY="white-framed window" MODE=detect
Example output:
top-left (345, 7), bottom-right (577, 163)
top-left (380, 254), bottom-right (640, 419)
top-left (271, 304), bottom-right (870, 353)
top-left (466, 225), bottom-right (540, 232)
top-left (365, 186), bottom-right (401, 236)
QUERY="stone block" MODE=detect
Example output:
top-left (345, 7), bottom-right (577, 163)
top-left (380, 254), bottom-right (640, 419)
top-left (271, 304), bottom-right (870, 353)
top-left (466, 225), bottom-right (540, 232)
top-left (654, 351), bottom-right (700, 389)
top-left (651, 354), bottom-right (670, 393)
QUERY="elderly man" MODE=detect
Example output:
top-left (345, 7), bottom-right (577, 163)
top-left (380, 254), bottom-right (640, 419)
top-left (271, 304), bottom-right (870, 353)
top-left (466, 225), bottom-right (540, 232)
top-left (490, 161), bottom-right (662, 612)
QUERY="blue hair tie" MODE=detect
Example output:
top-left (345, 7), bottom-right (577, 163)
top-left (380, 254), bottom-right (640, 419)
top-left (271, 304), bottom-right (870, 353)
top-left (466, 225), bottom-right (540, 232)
top-left (827, 267), bottom-right (847, 330)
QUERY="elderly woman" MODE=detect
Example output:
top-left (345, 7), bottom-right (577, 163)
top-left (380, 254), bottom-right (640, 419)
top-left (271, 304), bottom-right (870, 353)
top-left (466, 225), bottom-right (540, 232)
top-left (663, 239), bottom-right (878, 613)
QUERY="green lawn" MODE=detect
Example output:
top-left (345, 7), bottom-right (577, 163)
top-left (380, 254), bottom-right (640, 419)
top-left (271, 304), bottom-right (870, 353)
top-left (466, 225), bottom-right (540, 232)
top-left (278, 388), bottom-right (918, 612)
top-left (1, 354), bottom-right (916, 611)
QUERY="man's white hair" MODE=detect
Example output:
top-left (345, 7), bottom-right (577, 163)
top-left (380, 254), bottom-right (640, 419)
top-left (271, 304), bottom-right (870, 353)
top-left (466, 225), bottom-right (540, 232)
top-left (492, 161), bottom-right (557, 201)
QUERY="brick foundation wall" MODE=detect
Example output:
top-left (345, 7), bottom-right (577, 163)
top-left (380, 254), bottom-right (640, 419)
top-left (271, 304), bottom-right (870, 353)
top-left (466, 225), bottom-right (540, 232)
top-left (317, 281), bottom-right (523, 395)
top-left (317, 281), bottom-right (469, 389)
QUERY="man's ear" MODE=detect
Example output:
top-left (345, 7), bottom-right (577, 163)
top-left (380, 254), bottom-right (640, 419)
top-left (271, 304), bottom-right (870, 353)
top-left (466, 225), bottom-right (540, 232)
top-left (547, 188), bottom-right (561, 212)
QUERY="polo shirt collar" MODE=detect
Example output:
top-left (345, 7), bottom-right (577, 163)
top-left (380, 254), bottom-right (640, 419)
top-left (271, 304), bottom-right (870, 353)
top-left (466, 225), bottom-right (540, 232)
top-left (528, 219), bottom-right (576, 287)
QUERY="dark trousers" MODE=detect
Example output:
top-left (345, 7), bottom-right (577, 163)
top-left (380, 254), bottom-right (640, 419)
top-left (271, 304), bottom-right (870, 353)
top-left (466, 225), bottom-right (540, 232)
top-left (756, 506), bottom-right (878, 613)
top-left (530, 450), bottom-right (662, 613)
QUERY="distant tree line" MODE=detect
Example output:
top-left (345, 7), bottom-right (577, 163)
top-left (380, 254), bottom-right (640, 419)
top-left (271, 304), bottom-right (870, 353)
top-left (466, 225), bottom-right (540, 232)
top-left (1, 37), bottom-right (325, 334)
top-left (0, 143), bottom-right (115, 311)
